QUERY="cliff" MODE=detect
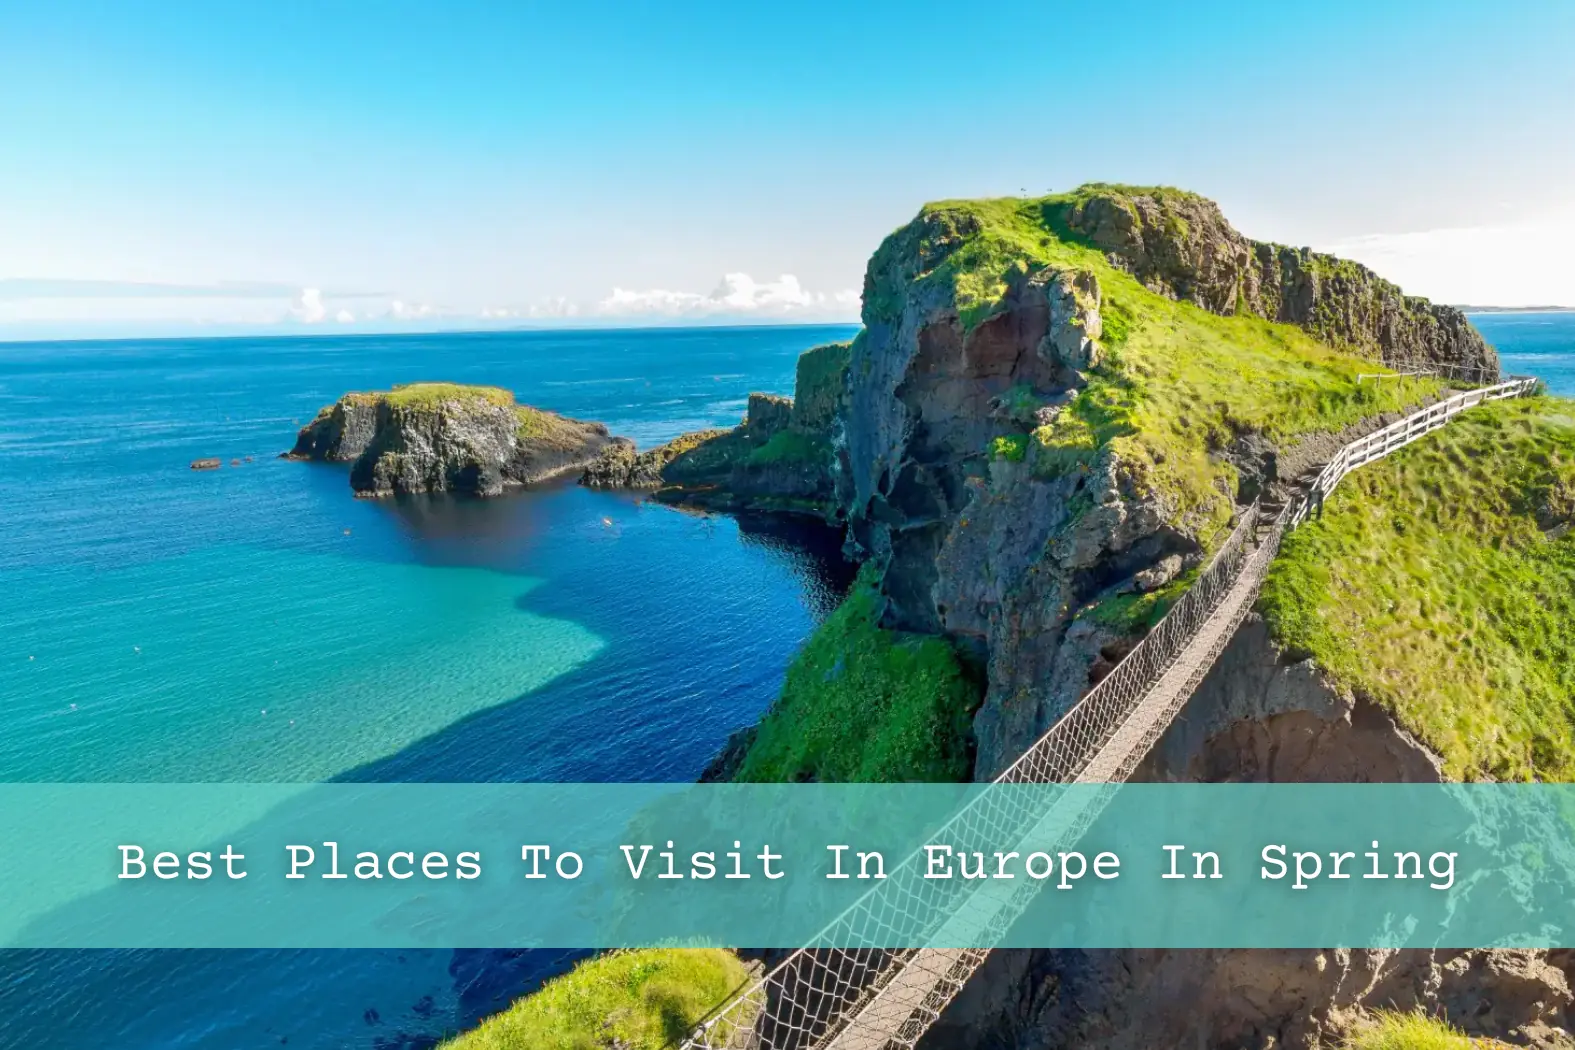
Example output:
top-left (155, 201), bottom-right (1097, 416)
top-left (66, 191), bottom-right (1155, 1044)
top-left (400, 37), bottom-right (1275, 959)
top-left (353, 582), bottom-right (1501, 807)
top-left (582, 340), bottom-right (851, 520)
top-left (840, 183), bottom-right (1495, 778)
top-left (1063, 184), bottom-right (1497, 371)
top-left (706, 185), bottom-right (1562, 1047)
top-left (919, 396), bottom-right (1575, 1050)
top-left (285, 383), bottom-right (613, 497)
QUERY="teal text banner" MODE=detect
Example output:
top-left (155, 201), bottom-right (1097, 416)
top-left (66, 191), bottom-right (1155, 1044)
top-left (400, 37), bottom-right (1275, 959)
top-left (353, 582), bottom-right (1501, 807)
top-left (2, 784), bottom-right (1573, 950)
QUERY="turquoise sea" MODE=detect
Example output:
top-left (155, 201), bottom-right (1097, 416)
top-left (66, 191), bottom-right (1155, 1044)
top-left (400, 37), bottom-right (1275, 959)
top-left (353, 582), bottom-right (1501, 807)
top-left (0, 315), bottom-right (1570, 1049)
top-left (0, 325), bottom-right (858, 1048)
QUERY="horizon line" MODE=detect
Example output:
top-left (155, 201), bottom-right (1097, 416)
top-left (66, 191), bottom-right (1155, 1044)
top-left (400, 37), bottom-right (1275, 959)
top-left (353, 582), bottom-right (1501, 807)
top-left (0, 318), bottom-right (865, 348)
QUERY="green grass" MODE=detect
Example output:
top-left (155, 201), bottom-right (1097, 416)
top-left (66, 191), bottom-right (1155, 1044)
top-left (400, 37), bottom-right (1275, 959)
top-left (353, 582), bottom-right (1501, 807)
top-left (747, 429), bottom-right (828, 466)
top-left (1087, 570), bottom-right (1197, 635)
top-left (1342, 1010), bottom-right (1477, 1050)
top-left (989, 434), bottom-right (1027, 462)
top-left (736, 568), bottom-right (982, 782)
top-left (1260, 398), bottom-right (1575, 781)
top-left (865, 187), bottom-right (1451, 546)
top-left (351, 382), bottom-right (517, 411)
top-left (439, 949), bottom-right (751, 1050)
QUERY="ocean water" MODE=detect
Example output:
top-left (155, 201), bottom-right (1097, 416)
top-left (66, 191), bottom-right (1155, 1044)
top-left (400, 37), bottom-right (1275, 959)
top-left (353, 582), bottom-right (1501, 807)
top-left (0, 316), bottom-right (1570, 1049)
top-left (0, 325), bottom-right (858, 1048)
top-left (1472, 311), bottom-right (1575, 396)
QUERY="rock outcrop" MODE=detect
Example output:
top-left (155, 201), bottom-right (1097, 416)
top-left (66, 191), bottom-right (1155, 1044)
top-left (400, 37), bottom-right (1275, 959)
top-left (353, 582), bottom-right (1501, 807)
top-left (1064, 185), bottom-right (1498, 373)
top-left (583, 340), bottom-right (852, 521)
top-left (819, 185), bottom-right (1562, 1047)
top-left (920, 617), bottom-right (1574, 1050)
top-left (848, 223), bottom-right (1197, 778)
top-left (927, 945), bottom-right (1574, 1050)
top-left (285, 383), bottom-right (613, 497)
top-left (840, 183), bottom-right (1507, 780)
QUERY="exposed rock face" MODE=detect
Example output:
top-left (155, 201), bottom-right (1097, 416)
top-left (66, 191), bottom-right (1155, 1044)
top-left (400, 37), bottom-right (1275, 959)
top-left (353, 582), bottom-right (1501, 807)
top-left (285, 384), bottom-right (612, 498)
top-left (842, 184), bottom-right (1505, 780)
top-left (584, 341), bottom-right (853, 521)
top-left (1138, 614), bottom-right (1446, 784)
top-left (927, 945), bottom-right (1574, 1050)
top-left (848, 227), bottom-right (1196, 777)
top-left (1065, 187), bottom-right (1499, 374)
top-left (841, 188), bottom-right (1553, 1049)
top-left (921, 619), bottom-right (1574, 1050)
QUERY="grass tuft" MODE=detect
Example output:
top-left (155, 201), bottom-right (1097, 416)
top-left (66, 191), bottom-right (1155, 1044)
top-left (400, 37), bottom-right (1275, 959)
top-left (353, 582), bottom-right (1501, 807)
top-left (371, 382), bottom-right (516, 411)
top-left (438, 949), bottom-right (750, 1050)
top-left (1342, 1009), bottom-right (1476, 1050)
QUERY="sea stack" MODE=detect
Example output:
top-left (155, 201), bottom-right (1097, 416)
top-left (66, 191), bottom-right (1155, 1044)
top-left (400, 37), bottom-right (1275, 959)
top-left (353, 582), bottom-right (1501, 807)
top-left (285, 382), bottom-right (614, 498)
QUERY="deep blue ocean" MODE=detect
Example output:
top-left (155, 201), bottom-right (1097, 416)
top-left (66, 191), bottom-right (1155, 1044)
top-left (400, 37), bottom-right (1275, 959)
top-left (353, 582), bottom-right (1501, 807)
top-left (0, 325), bottom-right (859, 1049)
top-left (0, 315), bottom-right (1569, 1049)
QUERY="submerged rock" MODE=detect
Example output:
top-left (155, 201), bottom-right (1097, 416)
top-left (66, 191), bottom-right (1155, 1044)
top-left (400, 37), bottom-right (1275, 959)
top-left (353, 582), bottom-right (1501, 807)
top-left (285, 383), bottom-right (613, 498)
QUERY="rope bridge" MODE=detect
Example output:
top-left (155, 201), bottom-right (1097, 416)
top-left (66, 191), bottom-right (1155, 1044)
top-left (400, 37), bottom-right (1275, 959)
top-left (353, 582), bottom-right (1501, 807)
top-left (681, 374), bottom-right (1539, 1050)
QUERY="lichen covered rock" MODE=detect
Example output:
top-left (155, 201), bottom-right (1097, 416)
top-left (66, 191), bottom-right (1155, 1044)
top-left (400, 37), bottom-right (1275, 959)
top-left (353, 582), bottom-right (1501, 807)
top-left (286, 383), bottom-right (612, 498)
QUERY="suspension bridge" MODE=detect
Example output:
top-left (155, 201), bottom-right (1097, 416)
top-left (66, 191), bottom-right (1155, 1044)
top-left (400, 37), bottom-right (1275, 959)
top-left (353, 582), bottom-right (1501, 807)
top-left (682, 368), bottom-right (1539, 1050)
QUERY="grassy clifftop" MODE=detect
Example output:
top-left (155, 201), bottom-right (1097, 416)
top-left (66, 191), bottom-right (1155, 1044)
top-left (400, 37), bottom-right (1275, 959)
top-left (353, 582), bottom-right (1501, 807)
top-left (866, 187), bottom-right (1453, 539)
top-left (1261, 397), bottom-right (1575, 781)
top-left (439, 949), bottom-right (750, 1050)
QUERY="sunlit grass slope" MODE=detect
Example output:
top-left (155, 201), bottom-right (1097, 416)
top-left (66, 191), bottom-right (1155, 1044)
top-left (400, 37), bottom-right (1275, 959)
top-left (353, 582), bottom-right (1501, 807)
top-left (1342, 1009), bottom-right (1497, 1050)
top-left (438, 949), bottom-right (750, 1050)
top-left (868, 187), bottom-right (1448, 537)
top-left (1261, 398), bottom-right (1575, 781)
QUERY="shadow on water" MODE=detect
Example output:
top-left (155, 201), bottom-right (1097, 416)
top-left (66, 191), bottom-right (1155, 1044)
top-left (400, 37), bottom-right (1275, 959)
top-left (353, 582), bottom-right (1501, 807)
top-left (1, 484), bottom-right (856, 1050)
top-left (320, 491), bottom-right (855, 1038)
top-left (333, 489), bottom-right (855, 784)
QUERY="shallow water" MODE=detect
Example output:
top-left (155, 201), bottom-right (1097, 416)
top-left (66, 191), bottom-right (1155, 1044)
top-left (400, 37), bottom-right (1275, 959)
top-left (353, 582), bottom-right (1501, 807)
top-left (0, 326), bottom-right (856, 1048)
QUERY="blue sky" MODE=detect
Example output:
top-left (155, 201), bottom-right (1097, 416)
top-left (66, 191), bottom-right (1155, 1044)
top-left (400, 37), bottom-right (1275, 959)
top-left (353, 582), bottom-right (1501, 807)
top-left (1, 0), bottom-right (1572, 338)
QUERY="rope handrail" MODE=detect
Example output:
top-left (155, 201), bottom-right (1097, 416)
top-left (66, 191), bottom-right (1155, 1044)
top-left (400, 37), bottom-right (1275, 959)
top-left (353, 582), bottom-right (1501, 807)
top-left (680, 374), bottom-right (1539, 1050)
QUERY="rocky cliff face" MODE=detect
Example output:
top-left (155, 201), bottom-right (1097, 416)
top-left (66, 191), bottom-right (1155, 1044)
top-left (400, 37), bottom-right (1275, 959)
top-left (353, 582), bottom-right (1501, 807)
top-left (920, 617), bottom-right (1574, 1050)
top-left (1064, 185), bottom-right (1498, 373)
top-left (285, 383), bottom-right (612, 497)
top-left (841, 185), bottom-right (1503, 780)
top-left (584, 340), bottom-right (852, 520)
top-left (848, 212), bottom-right (1198, 777)
top-left (928, 944), bottom-right (1574, 1050)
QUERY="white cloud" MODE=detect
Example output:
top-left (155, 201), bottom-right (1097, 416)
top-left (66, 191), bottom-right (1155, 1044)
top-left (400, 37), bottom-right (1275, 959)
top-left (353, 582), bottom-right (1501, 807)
top-left (598, 273), bottom-right (859, 319)
top-left (388, 299), bottom-right (435, 320)
top-left (290, 287), bottom-right (328, 323)
top-left (1321, 205), bottom-right (1575, 306)
top-left (335, 309), bottom-right (356, 323)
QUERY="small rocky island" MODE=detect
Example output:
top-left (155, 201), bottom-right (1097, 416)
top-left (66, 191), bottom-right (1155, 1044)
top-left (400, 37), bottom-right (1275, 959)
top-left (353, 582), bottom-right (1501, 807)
top-left (285, 383), bottom-right (614, 498)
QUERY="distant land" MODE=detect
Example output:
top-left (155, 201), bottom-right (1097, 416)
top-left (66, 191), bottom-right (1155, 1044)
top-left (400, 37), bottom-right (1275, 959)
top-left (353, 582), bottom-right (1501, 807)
top-left (1458, 304), bottom-right (1575, 313)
